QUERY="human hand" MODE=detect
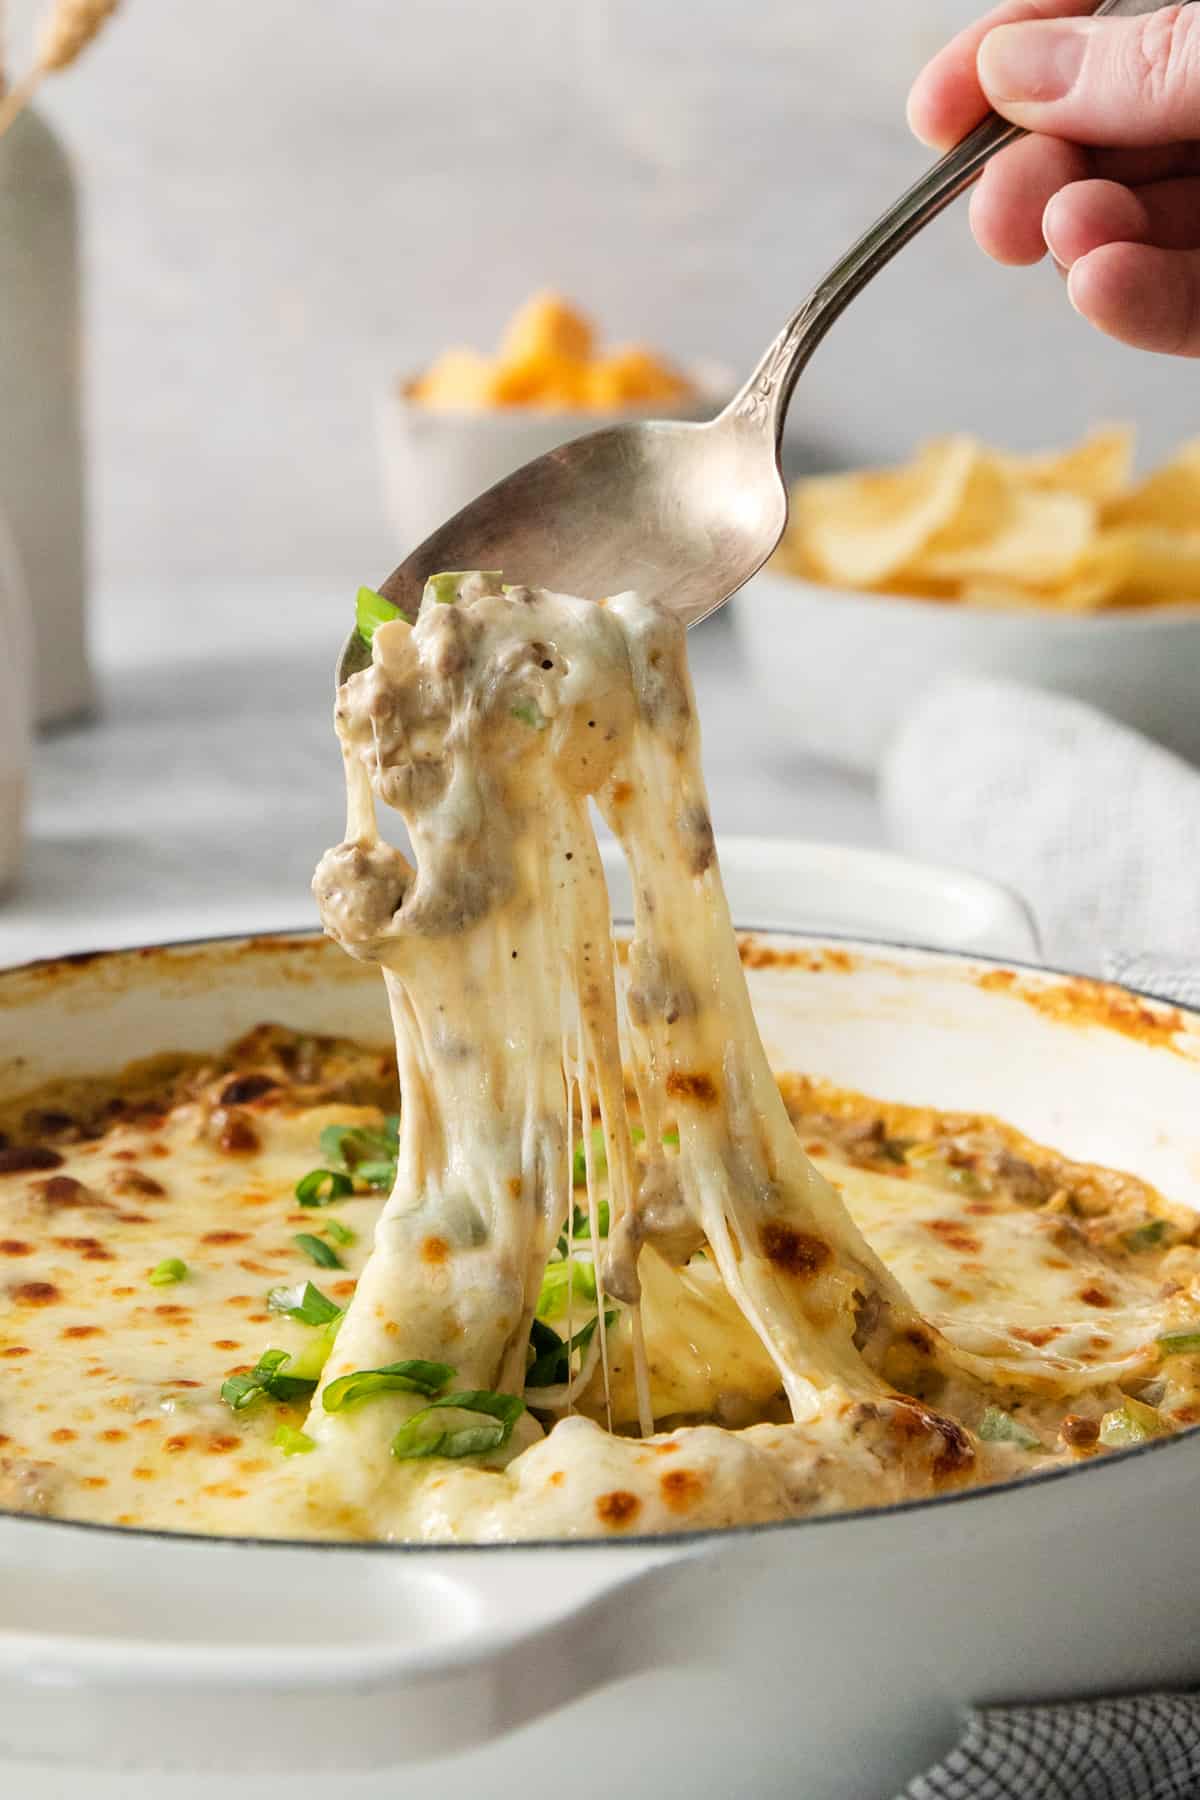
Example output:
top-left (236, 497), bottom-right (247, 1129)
top-left (909, 2), bottom-right (1200, 355)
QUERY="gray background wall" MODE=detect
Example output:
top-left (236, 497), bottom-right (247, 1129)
top-left (13, 0), bottom-right (1197, 586)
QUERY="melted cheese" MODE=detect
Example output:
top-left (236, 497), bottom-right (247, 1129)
top-left (1, 1062), bottom-right (1196, 1537)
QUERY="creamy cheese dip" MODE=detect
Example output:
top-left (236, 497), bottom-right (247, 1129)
top-left (1, 1030), bottom-right (1198, 1537)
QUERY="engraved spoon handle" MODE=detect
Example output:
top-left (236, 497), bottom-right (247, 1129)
top-left (731, 0), bottom-right (1196, 440)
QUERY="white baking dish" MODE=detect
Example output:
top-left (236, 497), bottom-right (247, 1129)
top-left (2, 853), bottom-right (1199, 1800)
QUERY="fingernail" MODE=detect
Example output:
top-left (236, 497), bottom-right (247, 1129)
top-left (979, 19), bottom-right (1088, 105)
top-left (1042, 197), bottom-right (1070, 270)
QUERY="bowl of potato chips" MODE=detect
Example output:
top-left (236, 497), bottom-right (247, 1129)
top-left (737, 427), bottom-right (1200, 772)
top-left (379, 290), bottom-right (730, 552)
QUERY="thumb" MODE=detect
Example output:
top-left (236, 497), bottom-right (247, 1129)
top-left (979, 5), bottom-right (1200, 145)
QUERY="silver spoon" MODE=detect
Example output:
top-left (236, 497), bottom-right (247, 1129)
top-left (340, 0), bottom-right (1180, 684)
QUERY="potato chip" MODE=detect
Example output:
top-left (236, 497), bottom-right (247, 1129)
top-left (776, 426), bottom-right (1200, 613)
top-left (1103, 527), bottom-right (1200, 603)
top-left (909, 469), bottom-right (1094, 588)
top-left (1102, 440), bottom-right (1200, 531)
top-left (994, 426), bottom-right (1134, 502)
top-left (785, 436), bottom-right (978, 589)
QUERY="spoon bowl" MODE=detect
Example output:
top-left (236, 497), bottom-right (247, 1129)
top-left (338, 411), bottom-right (783, 682)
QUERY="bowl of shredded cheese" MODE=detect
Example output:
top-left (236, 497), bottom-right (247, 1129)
top-left (378, 291), bottom-right (731, 552)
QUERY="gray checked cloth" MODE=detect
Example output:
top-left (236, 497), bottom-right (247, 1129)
top-left (881, 677), bottom-right (1200, 1799)
top-left (897, 1696), bottom-right (1200, 1799)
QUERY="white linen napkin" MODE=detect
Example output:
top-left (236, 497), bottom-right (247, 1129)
top-left (880, 676), bottom-right (1200, 1000)
top-left (883, 677), bottom-right (1200, 1796)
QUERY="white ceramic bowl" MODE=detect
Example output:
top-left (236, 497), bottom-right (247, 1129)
top-left (377, 363), bottom-right (733, 556)
top-left (734, 568), bottom-right (1200, 774)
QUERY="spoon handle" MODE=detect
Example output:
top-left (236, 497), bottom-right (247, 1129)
top-left (730, 0), bottom-right (1194, 443)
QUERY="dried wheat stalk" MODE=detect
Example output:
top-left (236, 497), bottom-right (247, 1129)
top-left (0, 0), bottom-right (120, 140)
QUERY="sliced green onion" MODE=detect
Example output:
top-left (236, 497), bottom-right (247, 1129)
top-left (1158, 1328), bottom-right (1200, 1356)
top-left (537, 1257), bottom-right (598, 1318)
top-left (221, 1348), bottom-right (318, 1412)
top-left (350, 1160), bottom-right (395, 1191)
top-left (283, 1316), bottom-right (343, 1382)
top-left (1124, 1218), bottom-right (1170, 1252)
top-left (273, 1425), bottom-right (316, 1457)
top-left (148, 1257), bottom-right (187, 1287)
top-left (977, 1405), bottom-right (1041, 1450)
top-left (391, 1389), bottom-right (524, 1461)
top-left (1099, 1396), bottom-right (1165, 1447)
top-left (322, 1217), bottom-right (356, 1247)
top-left (511, 701), bottom-right (546, 730)
top-left (294, 1232), bottom-right (344, 1271)
top-left (318, 1122), bottom-right (396, 1169)
top-left (267, 1280), bottom-right (342, 1327)
top-left (526, 1310), bottom-right (617, 1389)
top-left (572, 1124), bottom-right (607, 1187)
top-left (356, 585), bottom-right (411, 646)
top-left (322, 1359), bottom-right (454, 1413)
top-left (556, 1196), bottom-right (611, 1254)
top-left (422, 571), bottom-right (501, 608)
top-left (295, 1168), bottom-right (353, 1208)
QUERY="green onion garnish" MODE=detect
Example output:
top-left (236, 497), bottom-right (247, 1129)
top-left (293, 1233), bottom-right (344, 1271)
top-left (422, 571), bottom-right (500, 609)
top-left (556, 1196), bottom-right (611, 1254)
top-left (391, 1389), bottom-right (525, 1461)
top-left (273, 1425), bottom-right (316, 1457)
top-left (322, 1218), bottom-right (356, 1247)
top-left (221, 1348), bottom-right (318, 1412)
top-left (537, 1257), bottom-right (598, 1318)
top-left (267, 1280), bottom-right (342, 1327)
top-left (349, 1161), bottom-right (395, 1190)
top-left (282, 1316), bottom-right (343, 1381)
top-left (1099, 1396), bottom-right (1164, 1447)
top-left (356, 586), bottom-right (411, 645)
top-left (511, 701), bottom-right (547, 730)
top-left (322, 1359), bottom-right (455, 1413)
top-left (526, 1310), bottom-right (617, 1390)
top-left (571, 1124), bottom-right (607, 1187)
top-left (319, 1120), bottom-right (398, 1169)
top-left (1124, 1218), bottom-right (1170, 1251)
top-left (1158, 1329), bottom-right (1200, 1356)
top-left (148, 1257), bottom-right (187, 1287)
top-left (977, 1405), bottom-right (1040, 1450)
top-left (295, 1169), bottom-right (353, 1207)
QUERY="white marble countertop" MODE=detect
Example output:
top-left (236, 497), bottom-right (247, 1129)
top-left (1, 580), bottom-right (879, 965)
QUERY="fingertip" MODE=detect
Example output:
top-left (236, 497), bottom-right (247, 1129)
top-left (967, 136), bottom-right (1087, 268)
top-left (905, 72), bottom-right (959, 151)
top-left (1067, 242), bottom-right (1200, 354)
top-left (969, 175), bottom-right (1047, 266)
top-left (1043, 179), bottom-right (1150, 267)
